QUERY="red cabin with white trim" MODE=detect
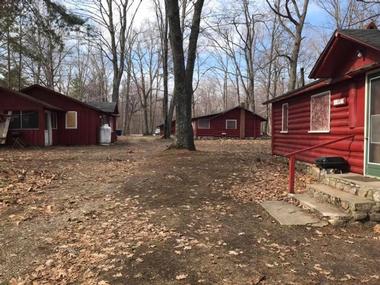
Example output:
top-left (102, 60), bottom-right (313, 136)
top-left (264, 25), bottom-right (380, 177)
top-left (0, 84), bottom-right (119, 146)
top-left (159, 105), bottom-right (266, 139)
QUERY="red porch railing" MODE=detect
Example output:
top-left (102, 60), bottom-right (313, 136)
top-left (285, 135), bottom-right (355, 194)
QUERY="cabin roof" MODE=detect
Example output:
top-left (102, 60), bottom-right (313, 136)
top-left (0, 86), bottom-right (63, 111)
top-left (310, 29), bottom-right (380, 79)
top-left (157, 106), bottom-right (266, 127)
top-left (339, 29), bottom-right (380, 51)
top-left (21, 84), bottom-right (112, 114)
top-left (265, 27), bottom-right (380, 105)
top-left (87, 102), bottom-right (119, 115)
top-left (262, 79), bottom-right (328, 105)
top-left (193, 105), bottom-right (267, 121)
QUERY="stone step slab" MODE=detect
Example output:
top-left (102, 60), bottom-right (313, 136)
top-left (260, 201), bottom-right (326, 226)
top-left (308, 183), bottom-right (375, 221)
top-left (291, 193), bottom-right (351, 225)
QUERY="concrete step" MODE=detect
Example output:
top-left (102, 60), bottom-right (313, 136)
top-left (308, 183), bottom-right (376, 221)
top-left (292, 193), bottom-right (350, 225)
top-left (260, 201), bottom-right (327, 227)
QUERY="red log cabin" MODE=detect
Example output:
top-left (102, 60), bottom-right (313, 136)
top-left (0, 84), bottom-right (119, 146)
top-left (159, 105), bottom-right (266, 139)
top-left (264, 25), bottom-right (380, 177)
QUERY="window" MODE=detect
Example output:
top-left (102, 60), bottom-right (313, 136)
top-left (198, 119), bottom-right (210, 129)
top-left (226, 119), bottom-right (237, 129)
top-left (310, 92), bottom-right (331, 133)
top-left (9, 112), bottom-right (21, 129)
top-left (65, 111), bottom-right (78, 129)
top-left (281, 103), bottom-right (288, 133)
top-left (51, 112), bottom-right (58, 129)
top-left (9, 111), bottom-right (39, 129)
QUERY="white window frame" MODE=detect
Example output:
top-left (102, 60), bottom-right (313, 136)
top-left (225, 119), bottom-right (237, 129)
top-left (281, 103), bottom-right (289, 133)
top-left (198, 118), bottom-right (210, 129)
top-left (309, 91), bottom-right (331, 133)
top-left (65, 111), bottom-right (78, 129)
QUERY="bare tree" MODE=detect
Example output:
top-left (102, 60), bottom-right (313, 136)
top-left (86, 0), bottom-right (141, 103)
top-left (154, 0), bottom-right (172, 138)
top-left (165, 0), bottom-right (204, 150)
top-left (266, 0), bottom-right (309, 91)
top-left (317, 0), bottom-right (380, 29)
top-left (205, 1), bottom-right (263, 111)
top-left (131, 27), bottom-right (161, 135)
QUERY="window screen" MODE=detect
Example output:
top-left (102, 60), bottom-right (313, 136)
top-left (310, 92), bottom-right (330, 132)
top-left (9, 111), bottom-right (39, 129)
top-left (198, 119), bottom-right (210, 129)
top-left (371, 115), bottom-right (380, 143)
top-left (226, 120), bottom-right (237, 129)
top-left (65, 111), bottom-right (77, 129)
top-left (9, 111), bottom-right (21, 129)
top-left (282, 104), bottom-right (288, 132)
top-left (22, 111), bottom-right (39, 129)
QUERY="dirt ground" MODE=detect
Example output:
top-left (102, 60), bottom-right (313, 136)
top-left (0, 137), bottom-right (379, 285)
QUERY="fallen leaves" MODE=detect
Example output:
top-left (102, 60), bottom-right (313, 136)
top-left (1, 139), bottom-right (380, 285)
top-left (175, 273), bottom-right (188, 280)
top-left (208, 152), bottom-right (315, 203)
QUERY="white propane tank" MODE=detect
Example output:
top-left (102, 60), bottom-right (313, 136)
top-left (99, 123), bottom-right (112, 145)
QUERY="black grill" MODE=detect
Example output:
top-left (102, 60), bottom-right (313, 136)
top-left (315, 157), bottom-right (349, 172)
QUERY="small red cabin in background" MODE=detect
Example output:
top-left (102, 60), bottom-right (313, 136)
top-left (0, 84), bottom-right (119, 146)
top-left (159, 105), bottom-right (266, 139)
top-left (264, 25), bottom-right (380, 178)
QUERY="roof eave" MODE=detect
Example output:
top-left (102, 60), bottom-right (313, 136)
top-left (22, 85), bottom-right (110, 114)
top-left (310, 31), bottom-right (380, 79)
top-left (309, 31), bottom-right (340, 79)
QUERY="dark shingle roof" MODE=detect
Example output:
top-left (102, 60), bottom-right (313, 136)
top-left (339, 29), bottom-right (380, 51)
top-left (0, 86), bottom-right (63, 111)
top-left (87, 102), bottom-right (118, 114)
top-left (22, 84), bottom-right (112, 114)
top-left (157, 105), bottom-right (266, 127)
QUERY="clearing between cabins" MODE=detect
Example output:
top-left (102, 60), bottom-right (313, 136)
top-left (0, 138), bottom-right (379, 284)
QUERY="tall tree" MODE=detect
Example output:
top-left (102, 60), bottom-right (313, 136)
top-left (88, 0), bottom-right (141, 103)
top-left (165, 0), bottom-right (204, 150)
top-left (266, 0), bottom-right (309, 91)
top-left (131, 27), bottom-right (161, 135)
top-left (154, 0), bottom-right (171, 139)
top-left (317, 0), bottom-right (380, 29)
top-left (0, 0), bottom-right (85, 89)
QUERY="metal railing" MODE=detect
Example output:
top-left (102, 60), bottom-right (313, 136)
top-left (285, 134), bottom-right (355, 193)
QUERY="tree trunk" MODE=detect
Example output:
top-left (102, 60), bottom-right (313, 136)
top-left (163, 14), bottom-right (171, 139)
top-left (265, 16), bottom-right (277, 134)
top-left (166, 0), bottom-right (204, 150)
top-left (143, 95), bottom-right (149, 135)
top-left (123, 53), bottom-right (132, 135)
top-left (18, 15), bottom-right (23, 90)
top-left (7, 26), bottom-right (11, 89)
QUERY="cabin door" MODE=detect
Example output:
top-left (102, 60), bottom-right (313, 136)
top-left (44, 111), bottom-right (53, 146)
top-left (365, 74), bottom-right (380, 177)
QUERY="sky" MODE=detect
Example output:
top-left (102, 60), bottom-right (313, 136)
top-left (63, 0), bottom-right (350, 85)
